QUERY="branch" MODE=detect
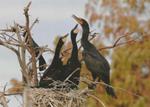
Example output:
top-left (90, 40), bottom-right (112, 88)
top-left (24, 2), bottom-right (31, 28)
top-left (80, 77), bottom-right (143, 98)
top-left (64, 68), bottom-right (80, 82)
top-left (99, 32), bottom-right (135, 51)
top-left (0, 32), bottom-right (19, 43)
top-left (0, 42), bottom-right (30, 85)
top-left (4, 93), bottom-right (22, 96)
top-left (30, 18), bottom-right (39, 30)
top-left (0, 92), bottom-right (8, 107)
top-left (0, 39), bottom-right (18, 54)
top-left (63, 32), bottom-right (135, 57)
top-left (24, 1), bottom-right (38, 86)
top-left (87, 93), bottom-right (106, 107)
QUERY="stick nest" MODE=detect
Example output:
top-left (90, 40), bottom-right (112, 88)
top-left (27, 86), bottom-right (89, 107)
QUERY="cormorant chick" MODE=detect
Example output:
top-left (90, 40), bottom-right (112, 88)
top-left (39, 35), bottom-right (67, 88)
top-left (61, 24), bottom-right (81, 89)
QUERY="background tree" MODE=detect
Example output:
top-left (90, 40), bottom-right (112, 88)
top-left (84, 0), bottom-right (150, 107)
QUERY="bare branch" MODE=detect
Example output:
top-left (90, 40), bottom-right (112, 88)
top-left (87, 93), bottom-right (106, 107)
top-left (0, 92), bottom-right (8, 107)
top-left (24, 1), bottom-right (38, 86)
top-left (62, 32), bottom-right (135, 58)
top-left (24, 1), bottom-right (32, 28)
top-left (64, 68), bottom-right (80, 82)
top-left (99, 32), bottom-right (135, 51)
top-left (30, 18), bottom-right (39, 30)
top-left (0, 40), bottom-right (18, 54)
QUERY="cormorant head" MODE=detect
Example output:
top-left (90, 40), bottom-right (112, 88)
top-left (58, 34), bottom-right (68, 46)
top-left (72, 15), bottom-right (89, 29)
top-left (71, 24), bottom-right (79, 40)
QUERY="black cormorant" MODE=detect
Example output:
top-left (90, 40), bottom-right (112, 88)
top-left (73, 15), bottom-right (117, 98)
top-left (61, 24), bottom-right (81, 89)
top-left (39, 35), bottom-right (67, 88)
top-left (22, 32), bottom-right (46, 71)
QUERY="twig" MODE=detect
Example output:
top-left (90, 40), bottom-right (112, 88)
top-left (3, 83), bottom-right (7, 93)
top-left (0, 39), bottom-right (18, 54)
top-left (24, 2), bottom-right (31, 28)
top-left (30, 18), bottom-right (39, 30)
top-left (27, 46), bottom-right (48, 68)
top-left (3, 93), bottom-right (22, 96)
top-left (87, 93), bottom-right (106, 107)
top-left (98, 82), bottom-right (143, 98)
top-left (0, 92), bottom-right (8, 107)
top-left (14, 95), bottom-right (22, 106)
top-left (99, 32), bottom-right (135, 50)
top-left (0, 32), bottom-right (19, 43)
top-left (80, 77), bottom-right (143, 98)
top-left (64, 68), bottom-right (80, 82)
top-left (24, 1), bottom-right (38, 86)
top-left (62, 32), bottom-right (134, 58)
top-left (43, 47), bottom-right (55, 53)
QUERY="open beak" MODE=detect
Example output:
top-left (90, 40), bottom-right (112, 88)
top-left (62, 33), bottom-right (68, 39)
top-left (61, 33), bottom-right (68, 42)
top-left (73, 24), bottom-right (78, 30)
top-left (72, 24), bottom-right (79, 34)
top-left (72, 15), bottom-right (83, 25)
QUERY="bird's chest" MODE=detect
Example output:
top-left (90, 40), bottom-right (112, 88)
top-left (82, 52), bottom-right (99, 74)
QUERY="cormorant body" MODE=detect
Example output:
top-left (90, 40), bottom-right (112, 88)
top-left (61, 25), bottom-right (81, 89)
top-left (39, 36), bottom-right (66, 88)
top-left (73, 15), bottom-right (117, 98)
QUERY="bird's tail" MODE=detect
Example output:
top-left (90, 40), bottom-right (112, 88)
top-left (105, 84), bottom-right (117, 99)
top-left (39, 55), bottom-right (46, 71)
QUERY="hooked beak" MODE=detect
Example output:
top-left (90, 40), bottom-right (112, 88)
top-left (61, 33), bottom-right (68, 42)
top-left (72, 15), bottom-right (83, 25)
top-left (62, 33), bottom-right (68, 39)
top-left (73, 24), bottom-right (78, 30)
top-left (72, 24), bottom-right (79, 34)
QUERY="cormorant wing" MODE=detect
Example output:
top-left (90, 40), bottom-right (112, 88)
top-left (83, 50), bottom-right (110, 76)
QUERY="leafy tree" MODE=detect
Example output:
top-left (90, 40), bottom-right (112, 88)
top-left (84, 0), bottom-right (150, 106)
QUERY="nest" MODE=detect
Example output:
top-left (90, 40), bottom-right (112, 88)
top-left (24, 81), bottom-right (90, 107)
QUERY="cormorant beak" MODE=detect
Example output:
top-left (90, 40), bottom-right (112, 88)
top-left (73, 29), bottom-right (79, 34)
top-left (73, 24), bottom-right (78, 30)
top-left (61, 33), bottom-right (68, 42)
top-left (72, 24), bottom-right (79, 34)
top-left (62, 33), bottom-right (68, 39)
top-left (72, 15), bottom-right (83, 25)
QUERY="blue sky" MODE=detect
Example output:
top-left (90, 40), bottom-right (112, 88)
top-left (0, 0), bottom-right (86, 86)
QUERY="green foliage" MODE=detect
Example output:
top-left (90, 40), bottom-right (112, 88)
top-left (110, 36), bottom-right (150, 107)
top-left (112, 37), bottom-right (150, 72)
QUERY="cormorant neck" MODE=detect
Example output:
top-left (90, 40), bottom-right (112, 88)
top-left (81, 25), bottom-right (90, 47)
top-left (70, 36), bottom-right (78, 60)
top-left (51, 43), bottom-right (63, 65)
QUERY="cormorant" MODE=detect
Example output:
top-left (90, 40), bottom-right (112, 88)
top-left (22, 32), bottom-right (46, 71)
top-left (39, 35), bottom-right (67, 88)
top-left (73, 15), bottom-right (117, 98)
top-left (61, 24), bottom-right (81, 89)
